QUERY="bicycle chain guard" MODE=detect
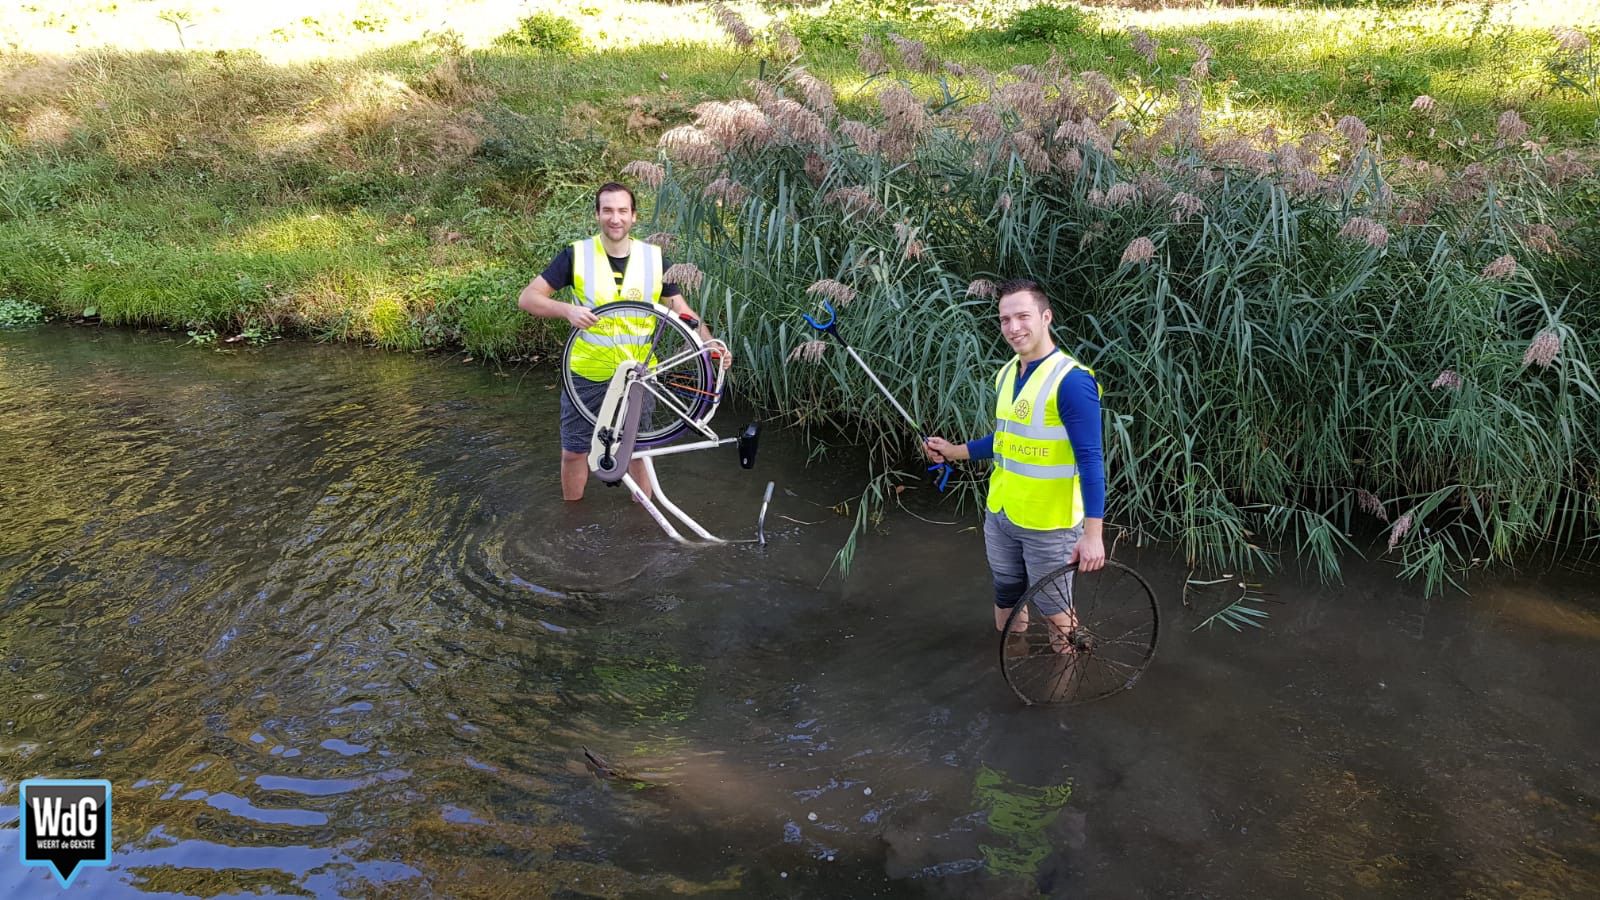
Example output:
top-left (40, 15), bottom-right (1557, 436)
top-left (589, 364), bottom-right (646, 484)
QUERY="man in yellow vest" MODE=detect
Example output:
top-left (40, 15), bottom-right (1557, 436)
top-left (517, 182), bottom-right (714, 501)
top-left (924, 279), bottom-right (1106, 640)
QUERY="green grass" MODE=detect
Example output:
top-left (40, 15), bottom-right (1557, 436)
top-left (3, 3), bottom-right (1593, 353)
top-left (0, 295), bottom-right (46, 327)
top-left (0, 10), bottom-right (767, 354)
top-left (788, 1), bottom-right (1600, 157)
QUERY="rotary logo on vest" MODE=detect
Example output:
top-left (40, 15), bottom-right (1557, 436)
top-left (19, 779), bottom-right (112, 888)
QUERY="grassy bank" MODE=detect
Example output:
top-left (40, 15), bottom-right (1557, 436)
top-left (0, 0), bottom-right (766, 356)
top-left (3, 1), bottom-right (1599, 586)
top-left (2, 1), bottom-right (1595, 353)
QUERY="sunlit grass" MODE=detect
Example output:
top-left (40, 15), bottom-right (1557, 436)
top-left (792, 1), bottom-right (1600, 153)
top-left (0, 0), bottom-right (771, 61)
top-left (1119, 1), bottom-right (1600, 149)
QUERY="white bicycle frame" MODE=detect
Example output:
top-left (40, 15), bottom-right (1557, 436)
top-left (585, 333), bottom-right (771, 545)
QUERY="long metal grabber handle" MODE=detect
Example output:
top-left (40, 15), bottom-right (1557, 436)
top-left (803, 301), bottom-right (951, 492)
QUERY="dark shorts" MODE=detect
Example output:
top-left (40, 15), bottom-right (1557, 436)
top-left (559, 375), bottom-right (609, 453)
top-left (558, 373), bottom-right (656, 454)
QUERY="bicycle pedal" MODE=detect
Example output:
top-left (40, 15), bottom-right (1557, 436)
top-left (737, 422), bottom-right (760, 469)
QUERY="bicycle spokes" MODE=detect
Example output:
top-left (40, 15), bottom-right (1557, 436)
top-left (1000, 560), bottom-right (1160, 705)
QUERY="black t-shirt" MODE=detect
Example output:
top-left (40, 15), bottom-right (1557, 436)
top-left (541, 245), bottom-right (682, 300)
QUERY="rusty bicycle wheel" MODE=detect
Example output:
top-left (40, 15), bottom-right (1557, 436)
top-left (999, 559), bottom-right (1159, 705)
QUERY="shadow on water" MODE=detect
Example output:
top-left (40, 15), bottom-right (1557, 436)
top-left (1, 326), bottom-right (1596, 898)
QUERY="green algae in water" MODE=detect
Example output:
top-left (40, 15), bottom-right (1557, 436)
top-left (592, 656), bottom-right (703, 724)
top-left (973, 764), bottom-right (1074, 879)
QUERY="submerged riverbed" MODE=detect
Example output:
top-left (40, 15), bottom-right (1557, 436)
top-left (1, 327), bottom-right (1596, 897)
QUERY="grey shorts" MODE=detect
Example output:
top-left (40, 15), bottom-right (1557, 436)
top-left (983, 510), bottom-right (1082, 615)
top-left (558, 374), bottom-right (655, 454)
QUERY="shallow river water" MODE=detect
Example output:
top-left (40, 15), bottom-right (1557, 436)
top-left (1, 327), bottom-right (1596, 898)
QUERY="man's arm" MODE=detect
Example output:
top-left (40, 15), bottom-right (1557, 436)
top-left (518, 247), bottom-right (596, 328)
top-left (1060, 368), bottom-right (1106, 571)
top-left (519, 275), bottom-right (596, 328)
top-left (923, 433), bottom-right (994, 462)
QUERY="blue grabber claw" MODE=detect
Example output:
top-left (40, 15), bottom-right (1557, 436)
top-left (928, 462), bottom-right (952, 492)
top-left (801, 300), bottom-right (839, 338)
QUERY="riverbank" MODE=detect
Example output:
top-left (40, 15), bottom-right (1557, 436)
top-left (3, 1), bottom-right (1596, 352)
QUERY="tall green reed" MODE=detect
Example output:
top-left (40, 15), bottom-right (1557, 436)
top-left (638, 19), bottom-right (1600, 590)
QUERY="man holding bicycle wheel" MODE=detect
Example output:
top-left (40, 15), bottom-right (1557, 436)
top-left (924, 279), bottom-right (1106, 639)
top-left (517, 182), bottom-right (712, 501)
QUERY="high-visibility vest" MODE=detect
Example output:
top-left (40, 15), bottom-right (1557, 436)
top-left (986, 351), bottom-right (1098, 531)
top-left (567, 235), bottom-right (665, 381)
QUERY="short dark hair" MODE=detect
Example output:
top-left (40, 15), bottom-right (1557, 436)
top-left (595, 182), bottom-right (636, 212)
top-left (997, 278), bottom-right (1050, 313)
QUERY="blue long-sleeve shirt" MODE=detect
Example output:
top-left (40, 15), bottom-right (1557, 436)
top-left (966, 351), bottom-right (1105, 519)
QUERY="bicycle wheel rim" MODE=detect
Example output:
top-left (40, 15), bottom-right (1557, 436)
top-left (999, 559), bottom-right (1160, 706)
top-left (560, 301), bottom-right (715, 448)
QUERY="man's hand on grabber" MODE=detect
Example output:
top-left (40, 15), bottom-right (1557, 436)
top-left (923, 436), bottom-right (967, 463)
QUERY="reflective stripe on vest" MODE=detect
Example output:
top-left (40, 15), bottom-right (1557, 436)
top-left (986, 351), bottom-right (1094, 531)
top-left (568, 236), bottom-right (665, 381)
top-left (574, 331), bottom-right (654, 348)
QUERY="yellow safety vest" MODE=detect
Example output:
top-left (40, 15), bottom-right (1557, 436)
top-left (986, 351), bottom-right (1097, 531)
top-left (567, 235), bottom-right (665, 381)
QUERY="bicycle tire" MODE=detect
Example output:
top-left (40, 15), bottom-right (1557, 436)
top-left (560, 301), bottom-right (716, 449)
top-left (998, 558), bottom-right (1160, 706)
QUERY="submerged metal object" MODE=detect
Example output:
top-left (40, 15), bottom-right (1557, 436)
top-left (757, 481), bottom-right (774, 546)
top-left (999, 559), bottom-right (1160, 706)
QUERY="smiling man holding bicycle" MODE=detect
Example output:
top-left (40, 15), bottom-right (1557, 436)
top-left (517, 182), bottom-right (713, 501)
top-left (924, 279), bottom-right (1106, 642)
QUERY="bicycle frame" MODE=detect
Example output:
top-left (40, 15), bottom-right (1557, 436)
top-left (586, 337), bottom-right (771, 545)
top-left (634, 341), bottom-right (727, 445)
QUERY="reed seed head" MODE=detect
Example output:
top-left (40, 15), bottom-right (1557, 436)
top-left (806, 279), bottom-right (857, 305)
top-left (1482, 254), bottom-right (1518, 279)
top-left (1523, 329), bottom-right (1561, 368)
top-left (621, 160), bottom-right (664, 189)
top-left (1388, 513), bottom-right (1413, 550)
top-left (664, 262), bottom-right (704, 293)
top-left (1357, 489), bottom-right (1390, 521)
top-left (1339, 216), bottom-right (1389, 249)
top-left (788, 340), bottom-right (828, 363)
top-left (1121, 236), bottom-right (1156, 265)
